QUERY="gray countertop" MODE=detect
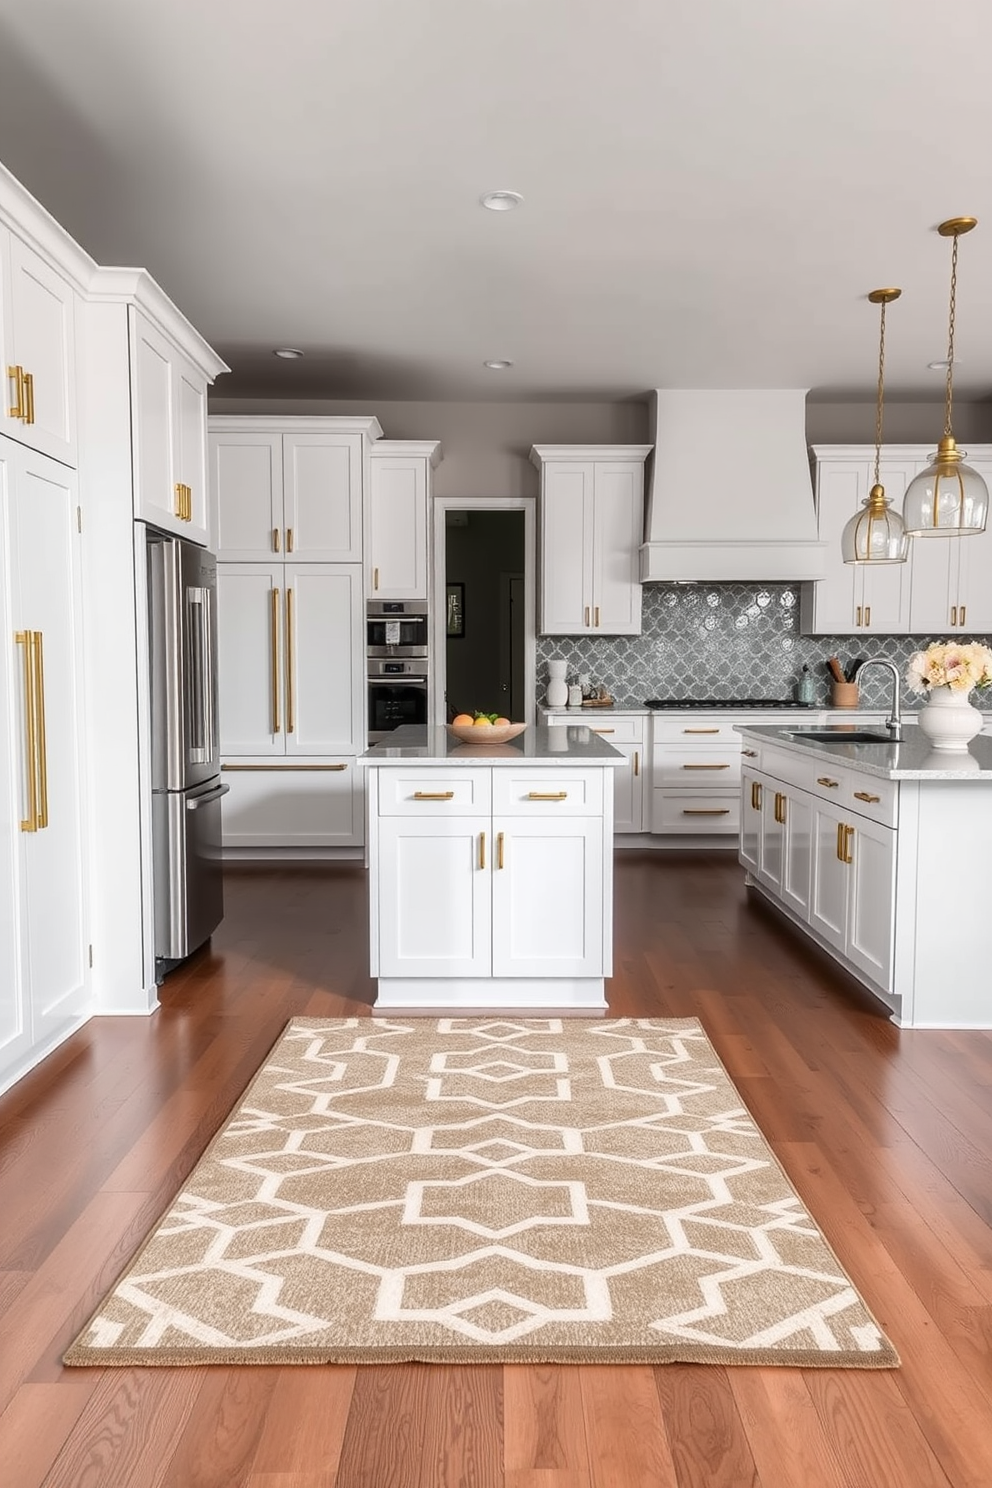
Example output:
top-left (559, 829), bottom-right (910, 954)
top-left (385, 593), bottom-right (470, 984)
top-left (361, 724), bottom-right (626, 766)
top-left (737, 724), bottom-right (992, 779)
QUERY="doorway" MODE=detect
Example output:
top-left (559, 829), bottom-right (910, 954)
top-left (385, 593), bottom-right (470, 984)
top-left (432, 498), bottom-right (536, 725)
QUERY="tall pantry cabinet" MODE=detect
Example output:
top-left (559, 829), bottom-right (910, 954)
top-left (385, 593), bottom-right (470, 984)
top-left (208, 418), bottom-right (382, 851)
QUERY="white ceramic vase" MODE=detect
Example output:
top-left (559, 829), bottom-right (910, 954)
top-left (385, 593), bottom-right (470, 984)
top-left (916, 685), bottom-right (983, 753)
top-left (546, 659), bottom-right (568, 708)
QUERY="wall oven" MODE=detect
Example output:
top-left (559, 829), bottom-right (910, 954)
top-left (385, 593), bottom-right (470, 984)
top-left (367, 601), bottom-right (429, 742)
top-left (367, 599), bottom-right (429, 653)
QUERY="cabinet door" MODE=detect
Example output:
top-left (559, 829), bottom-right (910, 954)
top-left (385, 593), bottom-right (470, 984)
top-left (780, 788), bottom-right (813, 919)
top-left (859, 462), bottom-right (916, 632)
top-left (540, 462), bottom-right (593, 633)
top-left (739, 769), bottom-right (762, 874)
top-left (845, 816), bottom-right (895, 990)
top-left (175, 357), bottom-right (208, 545)
top-left (952, 458), bottom-right (992, 632)
top-left (220, 761), bottom-right (360, 848)
top-left (283, 433), bottom-right (363, 561)
top-left (1, 233), bottom-right (77, 466)
top-left (377, 815), bottom-right (491, 976)
top-left (758, 786), bottom-right (784, 894)
top-left (806, 459), bottom-right (912, 633)
top-left (130, 310), bottom-right (180, 533)
top-left (0, 447), bottom-right (31, 1079)
top-left (591, 462), bottom-right (643, 634)
top-left (209, 432), bottom-right (283, 560)
top-left (217, 564), bottom-right (284, 755)
top-left (368, 455), bottom-right (428, 598)
top-left (491, 816), bottom-right (605, 977)
top-left (5, 443), bottom-right (89, 1051)
top-left (809, 802), bottom-right (847, 951)
top-left (284, 564), bottom-right (364, 756)
top-left (610, 742), bottom-right (643, 832)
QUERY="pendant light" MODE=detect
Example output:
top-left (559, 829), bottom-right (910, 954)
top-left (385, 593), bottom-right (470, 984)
top-left (902, 217), bottom-right (989, 536)
top-left (841, 289), bottom-right (909, 564)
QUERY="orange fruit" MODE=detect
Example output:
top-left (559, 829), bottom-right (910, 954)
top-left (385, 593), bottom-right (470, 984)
top-left (494, 717), bottom-right (510, 726)
top-left (472, 716), bottom-right (493, 726)
top-left (452, 713), bottom-right (474, 725)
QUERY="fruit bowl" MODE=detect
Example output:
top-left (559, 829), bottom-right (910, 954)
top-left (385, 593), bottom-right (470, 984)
top-left (446, 722), bottom-right (527, 746)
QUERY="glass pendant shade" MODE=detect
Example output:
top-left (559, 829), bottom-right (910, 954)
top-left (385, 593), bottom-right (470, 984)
top-left (902, 436), bottom-right (989, 536)
top-left (841, 484), bottom-right (909, 563)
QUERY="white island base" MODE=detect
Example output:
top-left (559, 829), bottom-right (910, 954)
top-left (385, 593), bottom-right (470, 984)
top-left (362, 725), bottom-right (624, 1011)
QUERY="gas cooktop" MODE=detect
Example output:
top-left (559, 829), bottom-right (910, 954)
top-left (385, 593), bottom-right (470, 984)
top-left (643, 698), bottom-right (813, 709)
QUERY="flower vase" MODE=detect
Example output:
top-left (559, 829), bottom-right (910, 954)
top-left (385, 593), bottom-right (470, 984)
top-left (917, 685), bottom-right (983, 752)
top-left (546, 659), bottom-right (568, 708)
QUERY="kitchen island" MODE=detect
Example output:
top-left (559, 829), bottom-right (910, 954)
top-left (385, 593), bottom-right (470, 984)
top-left (737, 723), bottom-right (992, 1028)
top-left (361, 724), bottom-right (625, 1009)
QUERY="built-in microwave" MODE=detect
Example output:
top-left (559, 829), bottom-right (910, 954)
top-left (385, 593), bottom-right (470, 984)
top-left (367, 600), bottom-right (428, 654)
top-left (368, 659), bottom-right (428, 742)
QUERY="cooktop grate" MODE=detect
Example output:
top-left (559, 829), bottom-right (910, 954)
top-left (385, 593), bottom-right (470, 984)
top-left (643, 698), bottom-right (814, 709)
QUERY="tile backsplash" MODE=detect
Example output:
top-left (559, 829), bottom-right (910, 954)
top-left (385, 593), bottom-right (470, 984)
top-left (535, 583), bottom-right (991, 710)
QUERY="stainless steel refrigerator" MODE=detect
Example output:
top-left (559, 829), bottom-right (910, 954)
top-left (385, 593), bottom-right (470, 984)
top-left (145, 525), bottom-right (228, 976)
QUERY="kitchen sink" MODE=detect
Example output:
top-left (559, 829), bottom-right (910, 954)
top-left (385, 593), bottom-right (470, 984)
top-left (784, 729), bottom-right (895, 744)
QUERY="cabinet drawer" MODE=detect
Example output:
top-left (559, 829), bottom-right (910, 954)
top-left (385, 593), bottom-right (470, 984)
top-left (377, 770), bottom-right (492, 815)
top-left (653, 718), bottom-right (742, 744)
top-left (654, 749), bottom-right (740, 786)
top-left (840, 775), bottom-right (898, 828)
top-left (652, 789), bottom-right (740, 834)
top-left (582, 715), bottom-right (643, 744)
top-left (493, 769), bottom-right (603, 816)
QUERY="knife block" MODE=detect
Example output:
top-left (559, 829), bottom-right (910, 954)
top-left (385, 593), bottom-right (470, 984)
top-left (831, 682), bottom-right (860, 708)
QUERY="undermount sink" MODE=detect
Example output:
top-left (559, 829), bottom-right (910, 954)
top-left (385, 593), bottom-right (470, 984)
top-left (785, 729), bottom-right (895, 744)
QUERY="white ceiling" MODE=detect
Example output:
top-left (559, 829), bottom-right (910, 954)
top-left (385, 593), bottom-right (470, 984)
top-left (3, 0), bottom-right (992, 405)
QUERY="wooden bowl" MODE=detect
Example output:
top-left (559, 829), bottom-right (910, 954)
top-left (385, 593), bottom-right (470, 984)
top-left (446, 722), bottom-right (527, 746)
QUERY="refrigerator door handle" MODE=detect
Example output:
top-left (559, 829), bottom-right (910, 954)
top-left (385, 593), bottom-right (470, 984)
top-left (186, 782), bottom-right (230, 810)
top-left (186, 586), bottom-right (212, 764)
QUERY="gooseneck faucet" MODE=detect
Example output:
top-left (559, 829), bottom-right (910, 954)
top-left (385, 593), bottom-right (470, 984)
top-left (851, 658), bottom-right (903, 740)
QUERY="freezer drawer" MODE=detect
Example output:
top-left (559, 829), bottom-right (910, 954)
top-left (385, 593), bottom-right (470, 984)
top-left (153, 780), bottom-right (229, 965)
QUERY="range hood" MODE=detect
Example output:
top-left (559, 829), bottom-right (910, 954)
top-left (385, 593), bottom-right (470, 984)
top-left (640, 389), bottom-right (828, 582)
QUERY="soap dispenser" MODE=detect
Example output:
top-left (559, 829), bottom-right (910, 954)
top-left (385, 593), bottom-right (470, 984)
top-left (796, 665), bottom-right (816, 705)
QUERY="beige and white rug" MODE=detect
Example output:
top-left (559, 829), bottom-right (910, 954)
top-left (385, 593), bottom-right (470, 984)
top-left (65, 1017), bottom-right (898, 1367)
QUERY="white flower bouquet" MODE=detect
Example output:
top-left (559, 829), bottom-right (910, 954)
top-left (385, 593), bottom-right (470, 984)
top-left (905, 640), bottom-right (992, 695)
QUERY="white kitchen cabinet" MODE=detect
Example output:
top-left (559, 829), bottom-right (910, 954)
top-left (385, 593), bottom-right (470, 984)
top-left (549, 713), bottom-right (646, 833)
top-left (0, 437), bottom-right (89, 1094)
top-left (531, 445), bottom-right (651, 635)
top-left (367, 441), bottom-right (441, 599)
top-left (1, 227), bottom-right (78, 466)
top-left (907, 457), bottom-right (992, 633)
top-left (208, 419), bottom-right (381, 561)
top-left (809, 798), bottom-right (895, 989)
top-left (130, 308), bottom-right (210, 542)
top-left (218, 761), bottom-right (362, 850)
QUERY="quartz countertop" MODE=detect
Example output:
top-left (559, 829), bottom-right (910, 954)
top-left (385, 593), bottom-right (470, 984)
top-left (361, 724), bottom-right (626, 766)
top-left (737, 723), bottom-right (992, 779)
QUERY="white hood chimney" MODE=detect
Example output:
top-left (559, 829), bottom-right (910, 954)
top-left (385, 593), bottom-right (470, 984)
top-left (640, 389), bottom-right (827, 582)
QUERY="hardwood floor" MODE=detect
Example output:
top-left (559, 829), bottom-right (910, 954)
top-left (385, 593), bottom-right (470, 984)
top-left (2, 852), bottom-right (992, 1487)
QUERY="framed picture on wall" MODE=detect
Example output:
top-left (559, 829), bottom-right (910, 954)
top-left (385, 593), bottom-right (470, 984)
top-left (446, 582), bottom-right (465, 638)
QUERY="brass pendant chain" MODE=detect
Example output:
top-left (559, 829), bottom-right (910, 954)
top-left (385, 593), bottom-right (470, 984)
top-left (945, 231), bottom-right (959, 438)
top-left (874, 296), bottom-right (887, 489)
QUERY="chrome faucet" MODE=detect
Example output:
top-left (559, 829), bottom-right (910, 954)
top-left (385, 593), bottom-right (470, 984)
top-left (851, 658), bottom-right (903, 740)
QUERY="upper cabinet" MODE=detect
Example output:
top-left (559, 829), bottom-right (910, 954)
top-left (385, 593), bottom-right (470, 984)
top-left (1, 225), bottom-right (78, 466)
top-left (208, 418), bottom-right (382, 561)
top-left (367, 440), bottom-right (442, 599)
top-left (530, 445), bottom-right (650, 635)
top-left (802, 445), bottom-right (992, 636)
top-left (130, 309), bottom-right (210, 542)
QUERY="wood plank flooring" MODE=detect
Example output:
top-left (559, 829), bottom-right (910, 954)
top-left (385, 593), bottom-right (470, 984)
top-left (1, 853), bottom-right (991, 1487)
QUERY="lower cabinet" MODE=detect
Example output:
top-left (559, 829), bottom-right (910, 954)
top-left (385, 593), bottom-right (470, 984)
top-left (219, 761), bottom-right (363, 849)
top-left (549, 713), bottom-right (645, 832)
top-left (1, 438), bottom-right (90, 1092)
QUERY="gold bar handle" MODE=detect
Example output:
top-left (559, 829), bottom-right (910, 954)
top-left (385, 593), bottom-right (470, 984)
top-left (8, 364), bottom-right (24, 419)
top-left (23, 370), bottom-right (34, 425)
top-left (32, 632), bottom-right (48, 828)
top-left (270, 587), bottom-right (280, 733)
top-left (836, 821), bottom-right (845, 861)
top-left (174, 483), bottom-right (185, 520)
top-left (479, 831), bottom-right (486, 870)
top-left (853, 790), bottom-right (881, 804)
top-left (774, 791), bottom-right (786, 825)
top-left (960, 605), bottom-right (967, 625)
top-left (951, 605), bottom-right (958, 627)
top-left (864, 606), bottom-right (871, 627)
top-left (592, 728), bottom-right (615, 733)
top-left (856, 605), bottom-right (862, 627)
top-left (584, 606), bottom-right (590, 627)
top-left (287, 528), bottom-right (294, 553)
top-left (681, 762), bottom-right (730, 770)
top-left (633, 750), bottom-right (639, 777)
top-left (497, 830), bottom-right (505, 869)
top-left (273, 527), bottom-right (281, 553)
top-left (683, 728), bottom-right (720, 734)
top-left (373, 567), bottom-right (379, 591)
top-left (841, 823), bottom-right (854, 865)
top-left (286, 587), bottom-right (295, 733)
top-left (594, 606), bottom-right (600, 628)
top-left (817, 777), bottom-right (839, 788)
top-left (750, 781), bottom-right (762, 809)
top-left (222, 763), bottom-right (347, 771)
top-left (15, 631), bottom-right (38, 832)
top-left (526, 791), bottom-right (567, 800)
top-left (683, 808), bottom-right (730, 816)
top-left (413, 790), bottom-right (455, 800)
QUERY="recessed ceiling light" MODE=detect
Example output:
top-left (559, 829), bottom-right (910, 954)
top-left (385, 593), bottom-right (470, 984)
top-left (483, 359), bottom-right (513, 370)
top-left (273, 347), bottom-right (304, 359)
top-left (480, 191), bottom-right (523, 211)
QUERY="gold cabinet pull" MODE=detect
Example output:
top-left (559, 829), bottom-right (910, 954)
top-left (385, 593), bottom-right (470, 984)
top-left (836, 821), bottom-right (845, 861)
top-left (273, 527), bottom-right (281, 552)
top-left (841, 823), bottom-right (854, 864)
top-left (633, 750), bottom-right (639, 777)
top-left (479, 831), bottom-right (486, 870)
top-left (592, 727), bottom-right (615, 733)
top-left (287, 527), bottom-right (294, 553)
top-left (774, 791), bottom-right (786, 825)
top-left (174, 483), bottom-right (185, 519)
top-left (173, 483), bottom-right (192, 521)
top-left (15, 631), bottom-right (38, 832)
top-left (32, 632), bottom-right (48, 828)
top-left (594, 606), bottom-right (600, 627)
top-left (683, 808), bottom-right (731, 816)
top-left (960, 605), bottom-right (967, 625)
top-left (864, 605), bottom-right (871, 627)
top-left (681, 762), bottom-right (730, 770)
top-left (750, 781), bottom-right (762, 810)
top-left (817, 777), bottom-right (839, 788)
top-left (527, 791), bottom-right (567, 800)
top-left (683, 727), bottom-right (720, 734)
top-left (222, 763), bottom-right (347, 771)
top-left (742, 748), bottom-right (757, 757)
top-left (584, 606), bottom-right (590, 627)
top-left (373, 567), bottom-right (379, 591)
top-left (270, 587), bottom-right (280, 733)
top-left (22, 370), bottom-right (34, 425)
top-left (951, 605), bottom-right (958, 627)
top-left (853, 790), bottom-right (881, 803)
top-left (413, 790), bottom-right (455, 800)
top-left (8, 364), bottom-right (25, 419)
top-left (856, 605), bottom-right (862, 627)
top-left (497, 830), bottom-right (505, 868)
top-left (285, 587), bottom-right (295, 733)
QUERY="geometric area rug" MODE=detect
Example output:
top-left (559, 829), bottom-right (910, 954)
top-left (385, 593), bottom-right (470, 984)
top-left (64, 1017), bottom-right (899, 1368)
